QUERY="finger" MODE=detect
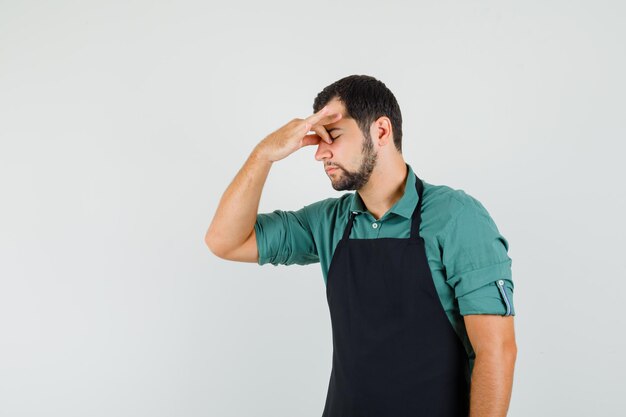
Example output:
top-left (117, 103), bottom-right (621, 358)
top-left (304, 105), bottom-right (330, 129)
top-left (301, 133), bottom-right (323, 147)
top-left (313, 111), bottom-right (343, 130)
top-left (304, 112), bottom-right (342, 140)
top-left (313, 125), bottom-right (332, 144)
top-left (305, 105), bottom-right (342, 129)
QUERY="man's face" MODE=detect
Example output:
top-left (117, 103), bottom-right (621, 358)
top-left (314, 99), bottom-right (378, 191)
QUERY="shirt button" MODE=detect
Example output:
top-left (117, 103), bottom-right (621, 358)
top-left (498, 280), bottom-right (504, 285)
top-left (372, 222), bottom-right (379, 229)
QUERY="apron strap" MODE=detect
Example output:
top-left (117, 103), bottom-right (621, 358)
top-left (343, 173), bottom-right (424, 241)
top-left (410, 174), bottom-right (424, 239)
top-left (342, 211), bottom-right (358, 241)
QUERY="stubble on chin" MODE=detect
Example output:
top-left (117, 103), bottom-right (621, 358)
top-left (329, 172), bottom-right (342, 190)
top-left (331, 170), bottom-right (358, 191)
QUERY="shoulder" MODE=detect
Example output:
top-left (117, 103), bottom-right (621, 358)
top-left (421, 179), bottom-right (475, 216)
top-left (303, 192), bottom-right (352, 212)
top-left (260, 193), bottom-right (353, 232)
top-left (421, 180), bottom-right (495, 233)
top-left (301, 193), bottom-right (353, 227)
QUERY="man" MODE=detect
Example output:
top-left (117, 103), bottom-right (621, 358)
top-left (205, 74), bottom-right (517, 417)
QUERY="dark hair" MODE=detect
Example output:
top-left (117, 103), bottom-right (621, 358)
top-left (312, 74), bottom-right (403, 153)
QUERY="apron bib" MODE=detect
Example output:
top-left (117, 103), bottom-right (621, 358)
top-left (322, 174), bottom-right (470, 417)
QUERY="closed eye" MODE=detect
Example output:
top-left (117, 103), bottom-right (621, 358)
top-left (331, 135), bottom-right (341, 140)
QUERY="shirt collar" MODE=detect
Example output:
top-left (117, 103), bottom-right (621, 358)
top-left (348, 162), bottom-right (419, 220)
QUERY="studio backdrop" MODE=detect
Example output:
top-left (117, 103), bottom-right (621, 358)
top-left (1, 1), bottom-right (624, 416)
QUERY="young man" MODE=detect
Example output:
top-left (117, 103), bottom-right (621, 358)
top-left (205, 74), bottom-right (517, 417)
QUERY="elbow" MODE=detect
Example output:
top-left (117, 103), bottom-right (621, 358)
top-left (204, 232), bottom-right (226, 258)
top-left (510, 342), bottom-right (518, 364)
top-left (501, 342), bottom-right (517, 368)
top-left (503, 339), bottom-right (518, 359)
top-left (476, 341), bottom-right (517, 366)
top-left (205, 227), bottom-right (257, 262)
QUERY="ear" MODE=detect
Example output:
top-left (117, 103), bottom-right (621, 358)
top-left (373, 116), bottom-right (393, 146)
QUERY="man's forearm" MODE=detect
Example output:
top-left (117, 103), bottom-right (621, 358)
top-left (468, 347), bottom-right (517, 417)
top-left (205, 106), bottom-right (341, 256)
top-left (205, 145), bottom-right (272, 256)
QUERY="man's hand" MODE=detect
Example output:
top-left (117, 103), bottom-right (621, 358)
top-left (255, 105), bottom-right (342, 162)
top-left (205, 105), bottom-right (342, 259)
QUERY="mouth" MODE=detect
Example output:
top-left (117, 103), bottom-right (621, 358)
top-left (325, 167), bottom-right (339, 174)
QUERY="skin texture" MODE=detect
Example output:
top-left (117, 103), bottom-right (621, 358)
top-left (205, 104), bottom-right (342, 259)
top-left (206, 99), bottom-right (517, 415)
top-left (313, 98), bottom-right (408, 220)
top-left (465, 315), bottom-right (517, 417)
top-left (317, 112), bottom-right (378, 191)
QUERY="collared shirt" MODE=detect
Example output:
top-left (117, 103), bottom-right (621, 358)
top-left (254, 162), bottom-right (515, 374)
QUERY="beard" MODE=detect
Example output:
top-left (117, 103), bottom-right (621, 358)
top-left (330, 132), bottom-right (378, 191)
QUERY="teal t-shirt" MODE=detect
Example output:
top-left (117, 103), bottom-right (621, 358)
top-left (254, 162), bottom-right (515, 375)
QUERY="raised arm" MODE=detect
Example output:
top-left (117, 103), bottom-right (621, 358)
top-left (204, 106), bottom-right (341, 262)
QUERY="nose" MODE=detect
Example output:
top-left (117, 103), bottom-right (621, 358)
top-left (314, 140), bottom-right (332, 162)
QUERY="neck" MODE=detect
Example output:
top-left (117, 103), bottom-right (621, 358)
top-left (357, 159), bottom-right (408, 221)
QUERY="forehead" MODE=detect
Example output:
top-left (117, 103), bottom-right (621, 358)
top-left (323, 98), bottom-right (348, 117)
top-left (323, 98), bottom-right (352, 130)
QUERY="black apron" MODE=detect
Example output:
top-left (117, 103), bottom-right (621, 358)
top-left (322, 174), bottom-right (470, 417)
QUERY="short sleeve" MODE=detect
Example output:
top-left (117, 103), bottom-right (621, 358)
top-left (441, 195), bottom-right (515, 316)
top-left (254, 205), bottom-right (319, 266)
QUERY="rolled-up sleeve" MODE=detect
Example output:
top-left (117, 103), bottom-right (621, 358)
top-left (254, 206), bottom-right (319, 266)
top-left (441, 195), bottom-right (515, 316)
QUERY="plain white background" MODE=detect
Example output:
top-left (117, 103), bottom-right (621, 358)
top-left (1, 1), bottom-right (624, 416)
